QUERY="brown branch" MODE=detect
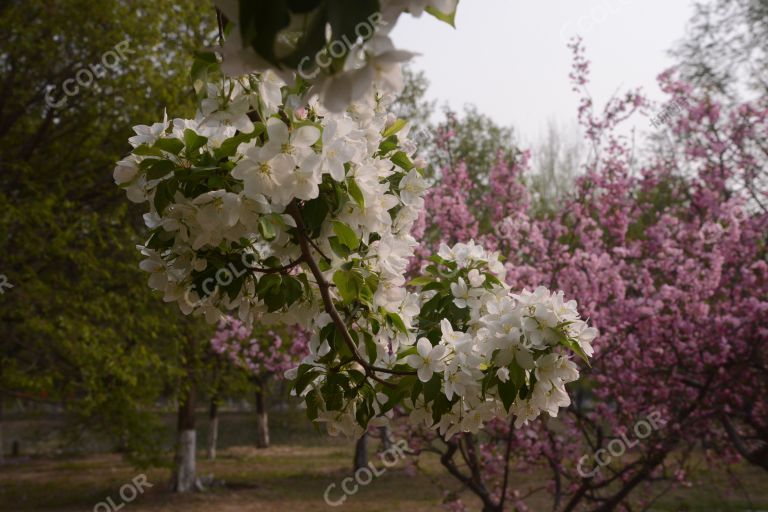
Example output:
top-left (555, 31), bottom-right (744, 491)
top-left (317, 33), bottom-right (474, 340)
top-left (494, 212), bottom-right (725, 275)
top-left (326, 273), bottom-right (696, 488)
top-left (285, 202), bottom-right (415, 387)
top-left (440, 440), bottom-right (498, 512)
top-left (250, 257), bottom-right (304, 275)
top-left (498, 416), bottom-right (516, 511)
top-left (721, 415), bottom-right (768, 471)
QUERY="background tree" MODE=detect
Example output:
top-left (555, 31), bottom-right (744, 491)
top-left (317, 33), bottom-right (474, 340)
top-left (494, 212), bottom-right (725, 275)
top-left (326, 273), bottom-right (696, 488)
top-left (672, 0), bottom-right (768, 99)
top-left (210, 318), bottom-right (309, 450)
top-left (404, 39), bottom-right (768, 511)
top-left (0, 0), bottom-right (214, 468)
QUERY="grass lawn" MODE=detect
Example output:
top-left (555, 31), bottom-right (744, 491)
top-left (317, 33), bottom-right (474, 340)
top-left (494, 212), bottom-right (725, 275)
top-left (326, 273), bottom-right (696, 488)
top-left (1, 410), bottom-right (767, 511)
top-left (1, 442), bottom-right (767, 512)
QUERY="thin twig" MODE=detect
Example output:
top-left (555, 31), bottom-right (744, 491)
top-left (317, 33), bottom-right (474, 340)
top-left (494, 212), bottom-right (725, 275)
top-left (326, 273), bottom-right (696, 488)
top-left (250, 257), bottom-right (304, 275)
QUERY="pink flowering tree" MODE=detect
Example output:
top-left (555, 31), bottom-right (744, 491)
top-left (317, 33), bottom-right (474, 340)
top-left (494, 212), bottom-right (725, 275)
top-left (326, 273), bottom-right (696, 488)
top-left (209, 317), bottom-right (309, 451)
top-left (402, 39), bottom-right (768, 511)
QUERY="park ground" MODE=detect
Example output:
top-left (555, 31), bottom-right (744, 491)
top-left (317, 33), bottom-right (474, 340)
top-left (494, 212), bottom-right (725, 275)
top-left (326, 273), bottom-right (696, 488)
top-left (1, 411), bottom-right (767, 511)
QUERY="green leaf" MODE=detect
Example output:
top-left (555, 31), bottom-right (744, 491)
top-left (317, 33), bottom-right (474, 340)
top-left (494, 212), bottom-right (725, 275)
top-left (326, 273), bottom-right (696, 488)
top-left (407, 275), bottom-right (433, 287)
top-left (423, 373), bottom-right (441, 403)
top-left (431, 393), bottom-right (451, 423)
top-left (287, 0), bottom-right (323, 13)
top-left (509, 362), bottom-right (526, 390)
top-left (426, 2), bottom-right (459, 27)
top-left (306, 389), bottom-right (321, 421)
top-left (347, 177), bottom-right (365, 208)
top-left (332, 221), bottom-right (360, 251)
top-left (239, 0), bottom-right (292, 65)
top-left (555, 329), bottom-right (592, 366)
top-left (144, 159), bottom-right (176, 180)
top-left (183, 129), bottom-right (208, 155)
top-left (391, 151), bottom-right (414, 170)
top-left (498, 377), bottom-right (518, 412)
top-left (152, 179), bottom-right (176, 213)
top-left (378, 135), bottom-right (399, 155)
top-left (190, 50), bottom-right (220, 97)
top-left (215, 127), bottom-right (263, 159)
top-left (327, 0), bottom-right (379, 51)
top-left (300, 196), bottom-right (329, 237)
top-left (363, 332), bottom-right (378, 364)
top-left (256, 273), bottom-right (281, 295)
top-left (333, 269), bottom-right (360, 305)
top-left (279, 2), bottom-right (328, 69)
top-left (133, 145), bottom-right (164, 157)
top-left (382, 118), bottom-right (408, 138)
top-left (422, 281), bottom-right (445, 292)
top-left (322, 373), bottom-right (347, 410)
top-left (282, 275), bottom-right (304, 307)
top-left (386, 312), bottom-right (408, 334)
top-left (328, 236), bottom-right (350, 258)
top-left (410, 378), bottom-right (423, 405)
top-left (294, 365), bottom-right (320, 394)
top-left (259, 216), bottom-right (277, 241)
top-left (153, 137), bottom-right (184, 155)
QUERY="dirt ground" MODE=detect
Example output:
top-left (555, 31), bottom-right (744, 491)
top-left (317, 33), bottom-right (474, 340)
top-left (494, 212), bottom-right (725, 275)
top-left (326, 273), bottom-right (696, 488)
top-left (1, 442), bottom-right (768, 512)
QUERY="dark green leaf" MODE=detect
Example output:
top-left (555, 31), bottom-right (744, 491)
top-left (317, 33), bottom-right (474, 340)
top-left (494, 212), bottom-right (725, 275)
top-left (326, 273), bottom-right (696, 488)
top-left (144, 159), bottom-right (176, 180)
top-left (153, 137), bottom-right (184, 155)
top-left (183, 129), bottom-right (208, 155)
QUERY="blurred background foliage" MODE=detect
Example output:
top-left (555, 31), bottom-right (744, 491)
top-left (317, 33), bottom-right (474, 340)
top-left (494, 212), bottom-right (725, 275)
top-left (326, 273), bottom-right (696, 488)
top-left (0, 0), bottom-right (216, 465)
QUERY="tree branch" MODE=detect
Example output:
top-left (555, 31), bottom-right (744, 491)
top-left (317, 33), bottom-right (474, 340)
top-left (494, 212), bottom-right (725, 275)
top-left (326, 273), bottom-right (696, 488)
top-left (285, 202), bottom-right (415, 388)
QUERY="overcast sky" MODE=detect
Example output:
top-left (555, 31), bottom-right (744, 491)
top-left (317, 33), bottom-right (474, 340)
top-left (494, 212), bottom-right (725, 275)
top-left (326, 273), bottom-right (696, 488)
top-left (391, 0), bottom-right (696, 143)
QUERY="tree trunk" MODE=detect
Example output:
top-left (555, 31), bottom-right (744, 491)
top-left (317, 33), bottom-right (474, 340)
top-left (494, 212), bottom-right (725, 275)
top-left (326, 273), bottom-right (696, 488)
top-left (207, 397), bottom-right (219, 460)
top-left (378, 425), bottom-right (391, 451)
top-left (254, 383), bottom-right (269, 448)
top-left (171, 385), bottom-right (197, 492)
top-left (354, 432), bottom-right (368, 471)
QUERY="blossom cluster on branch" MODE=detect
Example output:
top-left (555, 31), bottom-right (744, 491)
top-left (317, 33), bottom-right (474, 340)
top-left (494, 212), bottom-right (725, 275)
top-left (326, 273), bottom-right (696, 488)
top-left (114, 4), bottom-right (594, 438)
top-left (214, 0), bottom-right (459, 110)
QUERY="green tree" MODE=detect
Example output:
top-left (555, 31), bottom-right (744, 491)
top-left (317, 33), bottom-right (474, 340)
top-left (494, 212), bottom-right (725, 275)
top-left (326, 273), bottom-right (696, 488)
top-left (0, 0), bottom-right (214, 468)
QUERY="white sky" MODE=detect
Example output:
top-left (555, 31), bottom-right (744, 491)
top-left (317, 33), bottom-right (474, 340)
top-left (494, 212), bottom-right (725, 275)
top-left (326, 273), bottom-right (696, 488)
top-left (391, 0), bottom-right (696, 143)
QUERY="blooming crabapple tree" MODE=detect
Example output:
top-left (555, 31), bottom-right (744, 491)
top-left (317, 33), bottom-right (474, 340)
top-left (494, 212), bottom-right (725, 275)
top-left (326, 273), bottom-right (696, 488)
top-left (211, 317), bottom-right (309, 379)
top-left (210, 317), bottom-right (309, 447)
top-left (404, 40), bottom-right (768, 511)
top-left (114, 1), bottom-right (596, 441)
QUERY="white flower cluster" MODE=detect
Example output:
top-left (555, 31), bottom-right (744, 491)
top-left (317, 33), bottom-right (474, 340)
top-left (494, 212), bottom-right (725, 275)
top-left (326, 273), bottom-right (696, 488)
top-left (214, 0), bottom-right (459, 111)
top-left (297, 240), bottom-right (597, 439)
top-left (402, 242), bottom-right (598, 438)
top-left (115, 71), bottom-right (427, 334)
top-left (115, 0), bottom-right (596, 437)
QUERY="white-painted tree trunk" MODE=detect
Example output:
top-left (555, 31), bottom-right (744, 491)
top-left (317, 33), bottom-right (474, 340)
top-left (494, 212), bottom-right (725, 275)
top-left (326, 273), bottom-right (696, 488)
top-left (207, 399), bottom-right (219, 460)
top-left (172, 429), bottom-right (197, 492)
top-left (171, 382), bottom-right (197, 493)
top-left (255, 388), bottom-right (269, 448)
